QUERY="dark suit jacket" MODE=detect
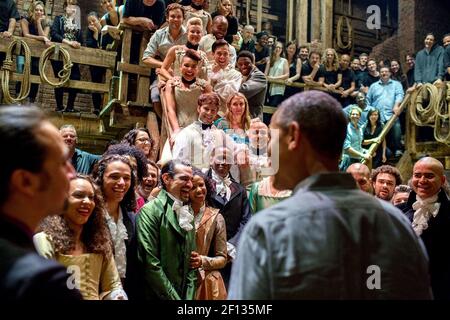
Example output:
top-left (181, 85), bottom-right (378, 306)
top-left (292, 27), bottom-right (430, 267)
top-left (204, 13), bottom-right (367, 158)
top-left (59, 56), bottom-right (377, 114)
top-left (207, 169), bottom-right (251, 247)
top-left (50, 15), bottom-right (83, 44)
top-left (239, 67), bottom-right (267, 118)
top-left (120, 207), bottom-right (141, 300)
top-left (0, 215), bottom-right (82, 301)
top-left (397, 189), bottom-right (450, 300)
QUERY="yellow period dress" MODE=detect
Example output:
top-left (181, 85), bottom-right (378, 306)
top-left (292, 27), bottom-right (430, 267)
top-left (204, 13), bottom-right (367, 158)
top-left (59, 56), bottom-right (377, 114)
top-left (33, 232), bottom-right (125, 300)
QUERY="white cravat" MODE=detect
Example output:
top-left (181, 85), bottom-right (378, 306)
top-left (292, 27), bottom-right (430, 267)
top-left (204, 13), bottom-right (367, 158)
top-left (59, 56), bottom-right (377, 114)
top-left (212, 171), bottom-right (232, 201)
top-left (412, 194), bottom-right (441, 236)
top-left (168, 192), bottom-right (194, 232)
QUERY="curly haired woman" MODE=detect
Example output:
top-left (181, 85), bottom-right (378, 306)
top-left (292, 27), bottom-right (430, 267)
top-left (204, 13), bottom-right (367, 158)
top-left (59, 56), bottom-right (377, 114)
top-left (34, 174), bottom-right (127, 300)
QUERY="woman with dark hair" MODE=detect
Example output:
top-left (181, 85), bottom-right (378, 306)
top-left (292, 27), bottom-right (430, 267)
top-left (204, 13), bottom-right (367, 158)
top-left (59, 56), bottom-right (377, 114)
top-left (362, 108), bottom-right (389, 168)
top-left (103, 143), bottom-right (149, 185)
top-left (390, 59), bottom-right (408, 91)
top-left (189, 168), bottom-right (227, 300)
top-left (265, 41), bottom-right (289, 108)
top-left (283, 40), bottom-right (302, 99)
top-left (34, 174), bottom-right (126, 300)
top-left (164, 48), bottom-right (211, 135)
top-left (92, 154), bottom-right (139, 299)
top-left (50, 0), bottom-right (82, 112)
top-left (121, 127), bottom-right (157, 162)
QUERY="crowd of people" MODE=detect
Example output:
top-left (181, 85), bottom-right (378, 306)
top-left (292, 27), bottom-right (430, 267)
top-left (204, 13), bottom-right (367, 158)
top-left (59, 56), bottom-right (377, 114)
top-left (1, 0), bottom-right (450, 301)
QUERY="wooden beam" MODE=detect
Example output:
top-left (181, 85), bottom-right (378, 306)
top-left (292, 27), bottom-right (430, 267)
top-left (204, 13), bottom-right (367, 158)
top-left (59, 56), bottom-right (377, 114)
top-left (119, 28), bottom-right (132, 104)
top-left (311, 0), bottom-right (321, 41)
top-left (0, 37), bottom-right (116, 68)
top-left (297, 0), bottom-right (308, 45)
top-left (287, 0), bottom-right (294, 42)
top-left (256, 0), bottom-right (263, 32)
top-left (322, 0), bottom-right (334, 48)
top-left (10, 74), bottom-right (110, 93)
top-left (117, 62), bottom-right (152, 77)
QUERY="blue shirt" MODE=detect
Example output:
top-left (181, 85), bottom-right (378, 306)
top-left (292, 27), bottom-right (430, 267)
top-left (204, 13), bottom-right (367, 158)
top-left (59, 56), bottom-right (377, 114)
top-left (366, 79), bottom-right (404, 122)
top-left (343, 122), bottom-right (364, 159)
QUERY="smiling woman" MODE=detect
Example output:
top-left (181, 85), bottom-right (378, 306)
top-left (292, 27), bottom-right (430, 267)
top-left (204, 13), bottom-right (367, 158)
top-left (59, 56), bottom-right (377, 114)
top-left (34, 174), bottom-right (127, 300)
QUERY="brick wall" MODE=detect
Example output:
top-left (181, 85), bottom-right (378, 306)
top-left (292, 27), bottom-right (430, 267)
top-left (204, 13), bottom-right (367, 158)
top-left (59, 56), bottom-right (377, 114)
top-left (369, 0), bottom-right (450, 72)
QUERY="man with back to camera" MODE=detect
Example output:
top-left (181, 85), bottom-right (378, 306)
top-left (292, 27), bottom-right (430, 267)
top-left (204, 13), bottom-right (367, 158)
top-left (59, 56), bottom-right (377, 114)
top-left (0, 105), bottom-right (82, 301)
top-left (228, 91), bottom-right (432, 299)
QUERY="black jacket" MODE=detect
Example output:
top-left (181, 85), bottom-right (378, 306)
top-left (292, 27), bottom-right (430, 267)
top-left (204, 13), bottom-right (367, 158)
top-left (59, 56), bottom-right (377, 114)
top-left (0, 215), bottom-right (82, 301)
top-left (207, 169), bottom-right (251, 247)
top-left (397, 189), bottom-right (450, 300)
top-left (120, 207), bottom-right (142, 300)
top-left (50, 15), bottom-right (83, 43)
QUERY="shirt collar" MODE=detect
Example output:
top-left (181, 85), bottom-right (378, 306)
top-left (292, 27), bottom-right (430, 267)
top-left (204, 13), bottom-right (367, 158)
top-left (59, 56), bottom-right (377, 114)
top-left (293, 173), bottom-right (358, 195)
top-left (166, 191), bottom-right (184, 206)
top-left (378, 78), bottom-right (393, 85)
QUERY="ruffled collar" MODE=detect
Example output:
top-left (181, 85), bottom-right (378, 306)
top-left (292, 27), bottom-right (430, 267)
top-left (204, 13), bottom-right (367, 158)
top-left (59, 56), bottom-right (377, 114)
top-left (105, 207), bottom-right (128, 278)
top-left (412, 194), bottom-right (441, 236)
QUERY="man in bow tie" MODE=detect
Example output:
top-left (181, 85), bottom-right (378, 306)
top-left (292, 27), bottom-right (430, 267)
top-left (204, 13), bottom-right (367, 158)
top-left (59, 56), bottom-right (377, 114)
top-left (207, 146), bottom-right (251, 288)
top-left (173, 92), bottom-right (235, 170)
top-left (136, 159), bottom-right (197, 300)
top-left (397, 157), bottom-right (450, 300)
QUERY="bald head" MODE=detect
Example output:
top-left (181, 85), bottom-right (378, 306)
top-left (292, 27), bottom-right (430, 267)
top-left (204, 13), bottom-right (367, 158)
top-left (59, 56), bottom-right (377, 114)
top-left (414, 157), bottom-right (444, 176)
top-left (212, 15), bottom-right (228, 40)
top-left (347, 163), bottom-right (373, 193)
top-left (412, 157), bottom-right (446, 199)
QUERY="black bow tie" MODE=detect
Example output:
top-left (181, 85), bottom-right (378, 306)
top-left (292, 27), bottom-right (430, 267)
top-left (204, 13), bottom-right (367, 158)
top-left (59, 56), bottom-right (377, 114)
top-left (201, 123), bottom-right (212, 130)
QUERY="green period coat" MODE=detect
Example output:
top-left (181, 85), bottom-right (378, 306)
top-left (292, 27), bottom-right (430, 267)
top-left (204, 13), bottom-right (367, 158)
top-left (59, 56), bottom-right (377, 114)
top-left (136, 189), bottom-right (197, 300)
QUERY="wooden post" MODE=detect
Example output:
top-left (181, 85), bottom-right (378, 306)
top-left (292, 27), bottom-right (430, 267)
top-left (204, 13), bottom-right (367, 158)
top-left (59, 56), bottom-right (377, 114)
top-left (287, 0), bottom-right (294, 42)
top-left (297, 0), bottom-right (308, 45)
top-left (322, 0), bottom-right (334, 49)
top-left (311, 0), bottom-right (321, 41)
top-left (406, 100), bottom-right (417, 156)
top-left (136, 31), bottom-right (151, 104)
top-left (256, 0), bottom-right (263, 32)
top-left (119, 27), bottom-right (132, 104)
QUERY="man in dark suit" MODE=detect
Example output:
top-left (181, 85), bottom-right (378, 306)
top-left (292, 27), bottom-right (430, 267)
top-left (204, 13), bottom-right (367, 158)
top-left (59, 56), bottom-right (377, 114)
top-left (237, 50), bottom-right (268, 119)
top-left (207, 146), bottom-right (251, 287)
top-left (0, 105), bottom-right (82, 301)
top-left (397, 157), bottom-right (450, 300)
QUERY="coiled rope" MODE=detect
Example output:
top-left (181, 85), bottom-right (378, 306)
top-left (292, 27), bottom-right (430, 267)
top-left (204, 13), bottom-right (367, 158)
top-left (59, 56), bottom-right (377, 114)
top-left (336, 16), bottom-right (353, 51)
top-left (433, 85), bottom-right (450, 144)
top-left (409, 83), bottom-right (440, 126)
top-left (0, 38), bottom-right (31, 104)
top-left (39, 44), bottom-right (72, 88)
top-left (410, 83), bottom-right (450, 145)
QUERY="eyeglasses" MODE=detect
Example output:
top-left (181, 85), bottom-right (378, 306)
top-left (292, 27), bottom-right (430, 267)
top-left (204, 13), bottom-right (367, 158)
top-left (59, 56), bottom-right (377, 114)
top-left (136, 138), bottom-right (151, 144)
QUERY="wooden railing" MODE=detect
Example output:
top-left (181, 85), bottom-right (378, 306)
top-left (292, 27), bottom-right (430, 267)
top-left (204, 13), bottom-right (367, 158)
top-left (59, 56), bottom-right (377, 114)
top-left (0, 37), bottom-right (117, 96)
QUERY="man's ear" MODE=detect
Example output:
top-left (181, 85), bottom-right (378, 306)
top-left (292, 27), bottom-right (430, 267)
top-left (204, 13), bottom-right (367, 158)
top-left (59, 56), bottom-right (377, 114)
top-left (287, 121), bottom-right (301, 151)
top-left (441, 174), bottom-right (447, 186)
top-left (161, 173), bottom-right (171, 187)
top-left (9, 169), bottom-right (41, 198)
